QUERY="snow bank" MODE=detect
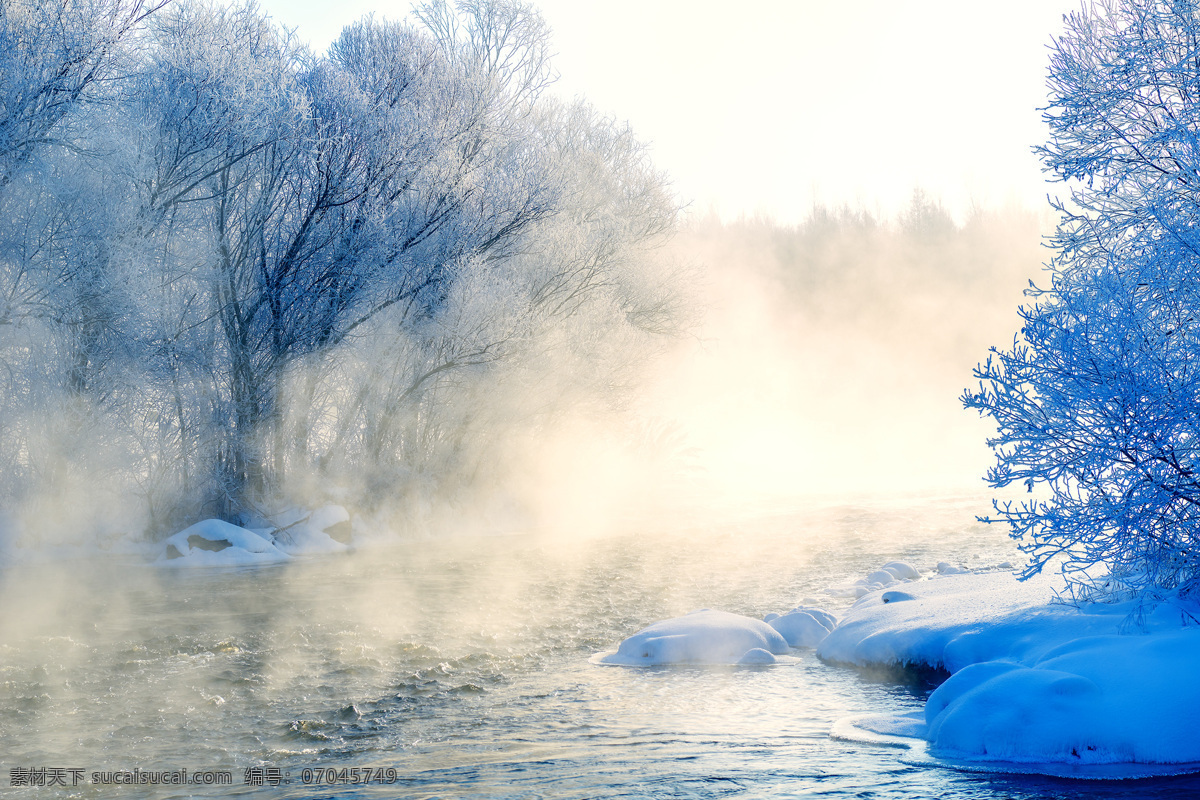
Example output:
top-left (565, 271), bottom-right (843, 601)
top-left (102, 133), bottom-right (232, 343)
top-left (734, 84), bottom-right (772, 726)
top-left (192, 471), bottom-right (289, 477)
top-left (817, 571), bottom-right (1125, 672)
top-left (593, 609), bottom-right (797, 666)
top-left (159, 519), bottom-right (290, 566)
top-left (157, 504), bottom-right (353, 565)
top-left (823, 570), bottom-right (1200, 769)
top-left (926, 628), bottom-right (1200, 765)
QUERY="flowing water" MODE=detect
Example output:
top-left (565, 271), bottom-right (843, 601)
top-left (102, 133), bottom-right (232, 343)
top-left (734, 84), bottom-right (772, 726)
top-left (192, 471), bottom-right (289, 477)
top-left (3, 493), bottom-right (1199, 799)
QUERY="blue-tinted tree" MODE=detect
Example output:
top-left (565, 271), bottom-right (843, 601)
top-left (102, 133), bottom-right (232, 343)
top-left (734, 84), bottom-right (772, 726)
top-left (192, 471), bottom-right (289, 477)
top-left (964, 0), bottom-right (1200, 608)
top-left (0, 0), bottom-right (168, 186)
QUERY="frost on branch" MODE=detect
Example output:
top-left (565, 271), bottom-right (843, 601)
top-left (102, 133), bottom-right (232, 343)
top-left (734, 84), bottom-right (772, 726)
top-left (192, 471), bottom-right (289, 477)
top-left (964, 0), bottom-right (1200, 612)
top-left (0, 0), bottom-right (689, 541)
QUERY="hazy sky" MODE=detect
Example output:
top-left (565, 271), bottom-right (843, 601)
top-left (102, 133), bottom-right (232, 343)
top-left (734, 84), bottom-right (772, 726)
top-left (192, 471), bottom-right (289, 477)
top-left (253, 0), bottom-right (1083, 223)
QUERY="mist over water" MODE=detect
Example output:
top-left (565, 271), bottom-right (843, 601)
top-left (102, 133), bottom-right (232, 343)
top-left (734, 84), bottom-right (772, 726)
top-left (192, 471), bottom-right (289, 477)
top-left (2, 497), bottom-right (1022, 798)
top-left (0, 1), bottom-right (1165, 796)
top-left (7, 494), bottom-right (1190, 799)
top-left (0, 198), bottom-right (1087, 799)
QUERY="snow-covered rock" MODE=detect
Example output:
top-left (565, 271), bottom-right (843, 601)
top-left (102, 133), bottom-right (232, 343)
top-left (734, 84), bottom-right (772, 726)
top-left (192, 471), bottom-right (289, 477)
top-left (737, 647), bottom-right (779, 665)
top-left (866, 569), bottom-right (899, 587)
top-left (767, 606), bottom-right (837, 647)
top-left (592, 609), bottom-right (795, 666)
top-left (882, 561), bottom-right (921, 581)
top-left (159, 519), bottom-right (290, 566)
top-left (830, 560), bottom-right (926, 600)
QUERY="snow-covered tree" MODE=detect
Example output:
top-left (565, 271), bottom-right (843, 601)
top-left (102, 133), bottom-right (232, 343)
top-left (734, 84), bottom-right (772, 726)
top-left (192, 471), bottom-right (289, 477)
top-left (964, 0), bottom-right (1200, 608)
top-left (0, 0), bottom-right (166, 186)
top-left (0, 0), bottom-right (686, 533)
top-left (0, 1), bottom-right (172, 534)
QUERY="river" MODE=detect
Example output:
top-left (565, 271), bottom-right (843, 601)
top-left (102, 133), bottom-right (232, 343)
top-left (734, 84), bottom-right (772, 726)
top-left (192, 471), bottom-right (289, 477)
top-left (3, 493), bottom-right (1198, 798)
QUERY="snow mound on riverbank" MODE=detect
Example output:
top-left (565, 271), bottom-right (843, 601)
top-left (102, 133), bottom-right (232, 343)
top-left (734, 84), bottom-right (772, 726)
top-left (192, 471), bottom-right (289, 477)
top-left (765, 606), bottom-right (837, 647)
top-left (823, 570), bottom-right (1200, 767)
top-left (926, 628), bottom-right (1200, 765)
top-left (593, 609), bottom-right (796, 666)
top-left (159, 519), bottom-right (290, 566)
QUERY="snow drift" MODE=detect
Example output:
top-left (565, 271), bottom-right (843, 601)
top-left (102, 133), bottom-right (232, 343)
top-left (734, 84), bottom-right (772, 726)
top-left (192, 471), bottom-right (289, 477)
top-left (821, 570), bottom-right (1200, 769)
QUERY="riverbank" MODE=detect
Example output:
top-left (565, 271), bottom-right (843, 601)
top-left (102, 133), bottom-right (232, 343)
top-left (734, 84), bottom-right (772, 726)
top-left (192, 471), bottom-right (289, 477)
top-left (819, 570), bottom-right (1200, 769)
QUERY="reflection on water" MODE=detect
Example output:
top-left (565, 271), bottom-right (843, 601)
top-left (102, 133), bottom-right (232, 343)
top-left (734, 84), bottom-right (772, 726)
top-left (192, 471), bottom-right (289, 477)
top-left (2, 494), bottom-right (1198, 799)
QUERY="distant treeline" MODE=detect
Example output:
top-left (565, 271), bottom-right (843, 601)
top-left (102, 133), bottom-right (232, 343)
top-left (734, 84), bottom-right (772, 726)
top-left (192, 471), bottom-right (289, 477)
top-left (677, 193), bottom-right (1053, 375)
top-left (661, 195), bottom-right (1054, 496)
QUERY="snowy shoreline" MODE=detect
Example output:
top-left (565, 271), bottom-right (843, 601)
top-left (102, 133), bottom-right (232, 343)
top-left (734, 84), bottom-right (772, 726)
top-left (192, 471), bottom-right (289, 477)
top-left (593, 562), bottom-right (1200, 776)
top-left (819, 570), bottom-right (1200, 773)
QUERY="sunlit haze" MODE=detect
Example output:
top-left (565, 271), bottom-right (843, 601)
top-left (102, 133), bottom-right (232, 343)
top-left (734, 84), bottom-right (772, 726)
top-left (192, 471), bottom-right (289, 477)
top-left (10, 1), bottom-right (1191, 794)
top-left (255, 0), bottom-right (1081, 223)
top-left (229, 0), bottom-right (1078, 510)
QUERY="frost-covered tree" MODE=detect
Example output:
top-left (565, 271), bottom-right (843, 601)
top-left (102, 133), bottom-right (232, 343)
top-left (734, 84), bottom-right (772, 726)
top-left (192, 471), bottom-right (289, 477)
top-left (964, 0), bottom-right (1200, 607)
top-left (0, 0), bottom-right (172, 534)
top-left (0, 0), bottom-right (166, 186)
top-left (127, 1), bottom-right (606, 517)
top-left (0, 0), bottom-right (684, 532)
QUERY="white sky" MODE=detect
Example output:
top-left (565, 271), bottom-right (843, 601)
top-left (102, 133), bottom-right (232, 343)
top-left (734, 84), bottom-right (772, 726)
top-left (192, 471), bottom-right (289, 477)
top-left (254, 0), bottom-right (1083, 224)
